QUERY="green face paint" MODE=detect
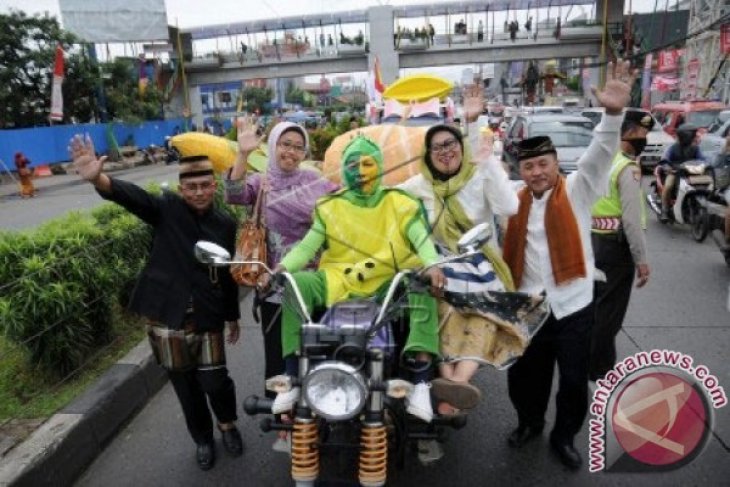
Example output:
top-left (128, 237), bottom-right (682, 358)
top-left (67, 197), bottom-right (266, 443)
top-left (341, 136), bottom-right (384, 196)
top-left (343, 154), bottom-right (379, 194)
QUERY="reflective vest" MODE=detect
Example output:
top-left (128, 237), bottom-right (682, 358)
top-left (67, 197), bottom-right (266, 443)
top-left (591, 152), bottom-right (647, 234)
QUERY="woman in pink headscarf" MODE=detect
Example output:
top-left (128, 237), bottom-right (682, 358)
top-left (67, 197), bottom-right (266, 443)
top-left (224, 118), bottom-right (337, 437)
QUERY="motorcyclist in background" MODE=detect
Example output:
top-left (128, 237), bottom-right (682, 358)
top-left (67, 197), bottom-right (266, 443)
top-left (659, 123), bottom-right (706, 222)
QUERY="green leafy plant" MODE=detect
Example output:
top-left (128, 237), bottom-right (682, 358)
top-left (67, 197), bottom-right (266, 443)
top-left (0, 205), bottom-right (151, 378)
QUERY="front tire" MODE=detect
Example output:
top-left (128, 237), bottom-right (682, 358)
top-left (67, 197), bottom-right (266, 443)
top-left (690, 203), bottom-right (709, 242)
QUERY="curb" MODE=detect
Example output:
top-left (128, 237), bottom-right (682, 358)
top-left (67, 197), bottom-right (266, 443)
top-left (0, 339), bottom-right (167, 487)
top-left (0, 161), bottom-right (170, 199)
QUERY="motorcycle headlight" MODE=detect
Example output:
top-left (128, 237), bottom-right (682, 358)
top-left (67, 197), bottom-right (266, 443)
top-left (302, 362), bottom-right (368, 421)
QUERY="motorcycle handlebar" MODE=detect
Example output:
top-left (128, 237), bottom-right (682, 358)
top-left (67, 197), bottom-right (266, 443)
top-left (244, 255), bottom-right (474, 330)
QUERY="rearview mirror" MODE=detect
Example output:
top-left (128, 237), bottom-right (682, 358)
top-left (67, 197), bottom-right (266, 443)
top-left (457, 223), bottom-right (492, 254)
top-left (194, 241), bottom-right (231, 265)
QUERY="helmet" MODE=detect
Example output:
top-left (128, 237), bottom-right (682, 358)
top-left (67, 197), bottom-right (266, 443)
top-left (676, 123), bottom-right (698, 146)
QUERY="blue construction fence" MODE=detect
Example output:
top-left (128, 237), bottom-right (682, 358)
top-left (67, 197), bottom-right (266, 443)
top-left (0, 119), bottom-right (185, 169)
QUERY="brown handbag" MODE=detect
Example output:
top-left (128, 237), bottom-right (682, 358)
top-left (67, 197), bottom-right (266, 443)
top-left (230, 180), bottom-right (268, 286)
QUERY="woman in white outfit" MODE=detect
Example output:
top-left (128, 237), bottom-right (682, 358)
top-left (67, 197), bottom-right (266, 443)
top-left (398, 101), bottom-right (522, 413)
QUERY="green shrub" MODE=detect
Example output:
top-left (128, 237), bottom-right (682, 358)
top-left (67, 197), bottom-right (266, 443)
top-left (0, 179), bottom-right (245, 381)
top-left (0, 205), bottom-right (151, 378)
top-left (309, 126), bottom-right (339, 161)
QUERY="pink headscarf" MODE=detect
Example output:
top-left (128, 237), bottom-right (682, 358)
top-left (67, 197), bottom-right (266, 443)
top-left (259, 122), bottom-right (337, 245)
top-left (266, 121), bottom-right (311, 191)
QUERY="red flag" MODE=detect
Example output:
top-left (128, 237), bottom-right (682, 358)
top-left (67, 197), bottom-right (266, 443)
top-left (373, 56), bottom-right (385, 93)
top-left (50, 44), bottom-right (64, 122)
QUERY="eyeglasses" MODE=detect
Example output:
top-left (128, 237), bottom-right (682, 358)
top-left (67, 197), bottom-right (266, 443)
top-left (181, 181), bottom-right (215, 193)
top-left (278, 140), bottom-right (306, 154)
top-left (430, 138), bottom-right (459, 154)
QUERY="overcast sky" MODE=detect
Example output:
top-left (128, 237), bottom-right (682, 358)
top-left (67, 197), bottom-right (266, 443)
top-left (0, 0), bottom-right (674, 28)
top-left (0, 0), bottom-right (682, 83)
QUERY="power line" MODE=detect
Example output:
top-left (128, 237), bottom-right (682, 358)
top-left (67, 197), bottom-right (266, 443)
top-left (584, 11), bottom-right (730, 70)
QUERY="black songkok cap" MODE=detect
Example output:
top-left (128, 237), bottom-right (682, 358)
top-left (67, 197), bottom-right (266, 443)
top-left (623, 110), bottom-right (655, 132)
top-left (179, 155), bottom-right (214, 180)
top-left (517, 135), bottom-right (557, 161)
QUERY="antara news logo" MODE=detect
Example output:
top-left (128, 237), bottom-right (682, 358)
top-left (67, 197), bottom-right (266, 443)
top-left (588, 349), bottom-right (727, 473)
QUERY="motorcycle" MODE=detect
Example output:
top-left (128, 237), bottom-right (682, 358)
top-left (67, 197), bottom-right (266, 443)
top-left (194, 224), bottom-right (547, 486)
top-left (163, 137), bottom-right (181, 165)
top-left (695, 165), bottom-right (730, 265)
top-left (646, 161), bottom-right (714, 241)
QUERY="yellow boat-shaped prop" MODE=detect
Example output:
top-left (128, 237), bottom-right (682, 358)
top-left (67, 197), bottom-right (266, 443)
top-left (170, 132), bottom-right (320, 174)
top-left (170, 133), bottom-right (245, 173)
top-left (382, 74), bottom-right (453, 103)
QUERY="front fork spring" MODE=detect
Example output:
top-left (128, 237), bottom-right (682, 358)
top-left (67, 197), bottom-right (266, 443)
top-left (358, 424), bottom-right (387, 487)
top-left (291, 420), bottom-right (319, 483)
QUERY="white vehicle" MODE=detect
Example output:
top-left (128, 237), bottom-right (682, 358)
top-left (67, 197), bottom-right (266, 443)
top-left (700, 117), bottom-right (730, 163)
top-left (522, 105), bottom-right (565, 115)
top-left (581, 108), bottom-right (673, 172)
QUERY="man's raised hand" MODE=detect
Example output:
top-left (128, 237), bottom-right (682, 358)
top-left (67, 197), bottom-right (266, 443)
top-left (592, 58), bottom-right (637, 116)
top-left (69, 134), bottom-right (107, 184)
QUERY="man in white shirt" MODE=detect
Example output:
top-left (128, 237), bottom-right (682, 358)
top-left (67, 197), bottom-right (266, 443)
top-left (501, 60), bottom-right (634, 470)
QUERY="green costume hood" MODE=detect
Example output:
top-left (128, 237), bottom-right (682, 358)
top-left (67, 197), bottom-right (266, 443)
top-left (341, 136), bottom-right (385, 206)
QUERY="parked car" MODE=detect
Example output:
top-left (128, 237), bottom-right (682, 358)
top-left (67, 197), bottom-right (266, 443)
top-left (707, 109), bottom-right (730, 133)
top-left (651, 100), bottom-right (727, 137)
top-left (520, 105), bottom-right (565, 115)
top-left (581, 108), bottom-right (673, 172)
top-left (699, 117), bottom-right (730, 163)
top-left (502, 113), bottom-right (594, 178)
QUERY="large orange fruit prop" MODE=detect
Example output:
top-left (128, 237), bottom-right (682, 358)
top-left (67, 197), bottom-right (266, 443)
top-left (323, 125), bottom-right (428, 186)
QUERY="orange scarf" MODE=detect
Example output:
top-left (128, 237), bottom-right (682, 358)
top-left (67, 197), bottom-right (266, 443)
top-left (503, 176), bottom-right (586, 288)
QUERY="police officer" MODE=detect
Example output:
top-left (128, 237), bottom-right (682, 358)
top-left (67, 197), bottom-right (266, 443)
top-left (589, 110), bottom-right (653, 381)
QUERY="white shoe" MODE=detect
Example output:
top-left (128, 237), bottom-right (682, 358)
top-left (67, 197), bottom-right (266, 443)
top-left (406, 383), bottom-right (433, 423)
top-left (272, 432), bottom-right (291, 454)
top-left (272, 387), bottom-right (300, 414)
top-left (417, 439), bottom-right (444, 465)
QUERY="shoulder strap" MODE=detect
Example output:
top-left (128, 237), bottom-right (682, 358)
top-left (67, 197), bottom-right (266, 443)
top-left (251, 177), bottom-right (266, 225)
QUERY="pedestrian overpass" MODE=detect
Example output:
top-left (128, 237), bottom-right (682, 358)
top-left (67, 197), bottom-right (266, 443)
top-left (181, 0), bottom-right (624, 82)
top-left (187, 26), bottom-right (605, 84)
top-left (174, 0), bottom-right (625, 123)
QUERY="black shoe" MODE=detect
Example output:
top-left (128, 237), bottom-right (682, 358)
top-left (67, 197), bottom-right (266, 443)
top-left (660, 207), bottom-right (670, 223)
top-left (549, 436), bottom-right (582, 470)
top-left (507, 424), bottom-right (543, 448)
top-left (196, 442), bottom-right (216, 471)
top-left (220, 426), bottom-right (243, 457)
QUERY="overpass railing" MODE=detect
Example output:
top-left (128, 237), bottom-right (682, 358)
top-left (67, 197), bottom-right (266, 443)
top-left (186, 23), bottom-right (602, 72)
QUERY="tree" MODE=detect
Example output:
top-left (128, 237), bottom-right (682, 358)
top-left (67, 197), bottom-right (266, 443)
top-left (285, 85), bottom-right (315, 108)
top-left (62, 52), bottom-right (101, 124)
top-left (285, 86), bottom-right (306, 106)
top-left (103, 58), bottom-right (164, 124)
top-left (0, 10), bottom-right (77, 128)
top-left (241, 86), bottom-right (274, 114)
top-left (0, 11), bottom-right (167, 128)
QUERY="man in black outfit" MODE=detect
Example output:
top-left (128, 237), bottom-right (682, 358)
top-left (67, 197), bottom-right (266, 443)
top-left (70, 135), bottom-right (243, 471)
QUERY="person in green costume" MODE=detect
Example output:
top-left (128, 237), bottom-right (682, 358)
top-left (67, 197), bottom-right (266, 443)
top-left (264, 135), bottom-right (462, 423)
